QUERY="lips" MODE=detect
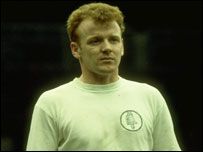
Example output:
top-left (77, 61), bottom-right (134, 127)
top-left (100, 57), bottom-right (114, 60)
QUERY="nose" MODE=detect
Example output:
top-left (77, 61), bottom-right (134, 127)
top-left (101, 40), bottom-right (112, 53)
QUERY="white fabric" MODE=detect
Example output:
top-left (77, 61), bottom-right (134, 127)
top-left (26, 77), bottom-right (181, 151)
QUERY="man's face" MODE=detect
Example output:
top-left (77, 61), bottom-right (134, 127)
top-left (72, 19), bottom-right (124, 76)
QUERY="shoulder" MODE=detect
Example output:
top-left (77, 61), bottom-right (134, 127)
top-left (121, 77), bottom-right (161, 95)
top-left (35, 80), bottom-right (75, 108)
top-left (121, 77), bottom-right (167, 114)
top-left (121, 77), bottom-right (166, 107)
top-left (45, 81), bottom-right (74, 96)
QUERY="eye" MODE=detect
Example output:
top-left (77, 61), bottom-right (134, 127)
top-left (109, 37), bottom-right (120, 44)
top-left (88, 38), bottom-right (101, 45)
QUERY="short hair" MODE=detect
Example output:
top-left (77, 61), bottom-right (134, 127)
top-left (66, 2), bottom-right (125, 42)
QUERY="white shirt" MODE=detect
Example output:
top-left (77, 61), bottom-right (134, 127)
top-left (26, 77), bottom-right (181, 151)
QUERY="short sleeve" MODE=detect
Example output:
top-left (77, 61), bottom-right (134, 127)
top-left (152, 91), bottom-right (181, 151)
top-left (26, 98), bottom-right (58, 150)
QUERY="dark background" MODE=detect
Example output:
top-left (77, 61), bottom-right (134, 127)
top-left (1, 0), bottom-right (202, 150)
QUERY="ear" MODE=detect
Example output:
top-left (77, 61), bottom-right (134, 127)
top-left (121, 47), bottom-right (124, 56)
top-left (70, 42), bottom-right (81, 59)
top-left (121, 51), bottom-right (124, 56)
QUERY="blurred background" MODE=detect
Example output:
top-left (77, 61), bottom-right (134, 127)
top-left (1, 0), bottom-right (202, 150)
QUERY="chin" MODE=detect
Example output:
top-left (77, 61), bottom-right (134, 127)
top-left (97, 68), bottom-right (117, 74)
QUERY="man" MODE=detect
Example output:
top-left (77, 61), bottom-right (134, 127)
top-left (26, 2), bottom-right (181, 151)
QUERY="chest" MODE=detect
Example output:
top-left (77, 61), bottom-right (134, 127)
top-left (57, 93), bottom-right (155, 150)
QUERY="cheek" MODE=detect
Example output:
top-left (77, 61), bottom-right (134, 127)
top-left (115, 48), bottom-right (124, 56)
top-left (81, 51), bottom-right (97, 63)
top-left (84, 48), bottom-right (98, 57)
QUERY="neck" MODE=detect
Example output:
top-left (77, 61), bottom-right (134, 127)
top-left (79, 72), bottom-right (119, 85)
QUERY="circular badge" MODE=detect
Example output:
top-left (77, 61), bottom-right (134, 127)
top-left (120, 110), bottom-right (143, 131)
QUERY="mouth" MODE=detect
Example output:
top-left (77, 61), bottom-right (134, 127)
top-left (100, 57), bottom-right (114, 61)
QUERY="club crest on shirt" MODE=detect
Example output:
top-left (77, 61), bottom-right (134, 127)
top-left (120, 110), bottom-right (143, 131)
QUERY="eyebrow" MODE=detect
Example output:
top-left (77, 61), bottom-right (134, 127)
top-left (87, 34), bottom-right (121, 40)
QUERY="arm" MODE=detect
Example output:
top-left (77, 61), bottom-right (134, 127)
top-left (26, 104), bottom-right (58, 151)
top-left (152, 92), bottom-right (181, 151)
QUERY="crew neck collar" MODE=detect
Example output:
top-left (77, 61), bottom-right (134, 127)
top-left (73, 76), bottom-right (122, 92)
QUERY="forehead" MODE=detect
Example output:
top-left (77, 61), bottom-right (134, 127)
top-left (76, 19), bottom-right (121, 38)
